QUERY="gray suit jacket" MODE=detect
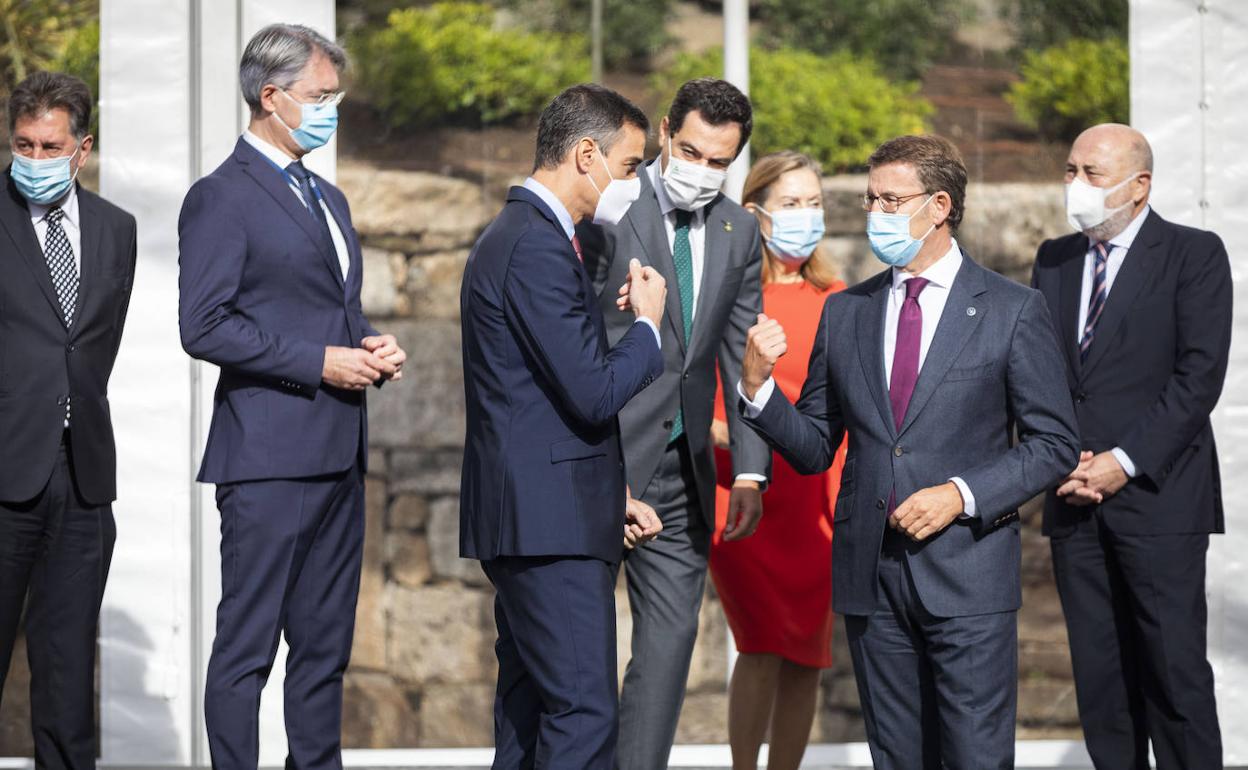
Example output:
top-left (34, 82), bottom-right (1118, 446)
top-left (577, 162), bottom-right (771, 523)
top-left (744, 256), bottom-right (1079, 617)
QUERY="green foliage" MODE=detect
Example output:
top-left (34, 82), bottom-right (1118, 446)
top-left (353, 3), bottom-right (590, 129)
top-left (1006, 38), bottom-right (1128, 143)
top-left (757, 0), bottom-right (973, 80)
top-left (1006, 0), bottom-right (1127, 51)
top-left (652, 47), bottom-right (932, 172)
top-left (54, 18), bottom-right (99, 135)
top-left (497, 0), bottom-right (673, 71)
top-left (0, 0), bottom-right (95, 96)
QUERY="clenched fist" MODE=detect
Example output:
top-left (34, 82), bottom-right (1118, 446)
top-left (742, 313), bottom-right (787, 399)
top-left (615, 258), bottom-right (667, 327)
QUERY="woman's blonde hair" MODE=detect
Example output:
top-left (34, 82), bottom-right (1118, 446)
top-left (741, 150), bottom-right (838, 290)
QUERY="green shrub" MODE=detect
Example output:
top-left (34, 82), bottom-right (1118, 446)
top-left (352, 2), bottom-right (590, 129)
top-left (497, 0), bottom-right (673, 71)
top-left (1006, 38), bottom-right (1128, 142)
top-left (0, 0), bottom-right (95, 95)
top-left (1005, 0), bottom-right (1127, 52)
top-left (652, 47), bottom-right (933, 172)
top-left (758, 0), bottom-right (973, 80)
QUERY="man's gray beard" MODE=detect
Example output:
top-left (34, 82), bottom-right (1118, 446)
top-left (1085, 205), bottom-right (1135, 243)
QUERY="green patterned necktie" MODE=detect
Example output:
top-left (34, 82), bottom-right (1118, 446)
top-left (670, 208), bottom-right (695, 442)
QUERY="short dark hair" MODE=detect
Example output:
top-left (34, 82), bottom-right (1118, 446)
top-left (667, 78), bottom-right (753, 155)
top-left (533, 83), bottom-right (650, 172)
top-left (868, 134), bottom-right (968, 230)
top-left (7, 71), bottom-right (93, 139)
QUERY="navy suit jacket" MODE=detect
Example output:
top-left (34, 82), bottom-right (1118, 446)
top-left (459, 186), bottom-right (663, 563)
top-left (1032, 210), bottom-right (1231, 536)
top-left (178, 138), bottom-right (379, 484)
top-left (744, 256), bottom-right (1079, 617)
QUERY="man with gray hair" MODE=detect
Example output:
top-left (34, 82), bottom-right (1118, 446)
top-left (178, 24), bottom-right (406, 767)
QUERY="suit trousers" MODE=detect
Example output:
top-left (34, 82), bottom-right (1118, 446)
top-left (845, 547), bottom-right (1017, 770)
top-left (483, 555), bottom-right (618, 769)
top-left (617, 436), bottom-right (709, 770)
top-left (204, 464), bottom-right (365, 770)
top-left (0, 434), bottom-right (115, 770)
top-left (1051, 513), bottom-right (1221, 770)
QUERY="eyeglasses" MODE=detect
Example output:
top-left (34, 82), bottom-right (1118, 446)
top-left (862, 191), bottom-right (928, 213)
top-left (282, 88), bottom-right (346, 107)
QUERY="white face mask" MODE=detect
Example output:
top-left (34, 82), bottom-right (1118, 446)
top-left (661, 138), bottom-right (727, 212)
top-left (586, 145), bottom-right (642, 226)
top-left (1066, 173), bottom-right (1139, 233)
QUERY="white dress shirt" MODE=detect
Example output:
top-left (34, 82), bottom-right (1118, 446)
top-left (28, 184), bottom-right (82, 275)
top-left (242, 130), bottom-right (350, 280)
top-left (521, 177), bottom-right (660, 347)
top-left (648, 159), bottom-right (707, 316)
top-left (739, 241), bottom-right (979, 516)
top-left (1075, 205), bottom-right (1151, 479)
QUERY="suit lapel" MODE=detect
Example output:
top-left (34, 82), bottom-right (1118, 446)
top-left (856, 271), bottom-right (897, 440)
top-left (0, 173), bottom-right (65, 327)
top-left (1080, 211), bottom-right (1165, 377)
top-left (897, 257), bottom-right (987, 438)
top-left (687, 196), bottom-right (729, 358)
top-left (72, 187), bottom-right (104, 333)
top-left (627, 167), bottom-right (686, 352)
top-left (234, 140), bottom-right (344, 288)
top-left (1057, 237), bottom-right (1086, 377)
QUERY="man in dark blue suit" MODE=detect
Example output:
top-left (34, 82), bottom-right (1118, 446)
top-left (739, 135), bottom-right (1079, 769)
top-left (460, 84), bottom-right (668, 768)
top-left (177, 25), bottom-right (406, 769)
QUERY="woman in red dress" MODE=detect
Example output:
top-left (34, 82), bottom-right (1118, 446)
top-left (709, 151), bottom-right (847, 770)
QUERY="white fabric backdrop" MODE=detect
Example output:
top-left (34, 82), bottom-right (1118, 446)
top-left (1131, 0), bottom-right (1248, 764)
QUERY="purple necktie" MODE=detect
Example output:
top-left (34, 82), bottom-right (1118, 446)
top-left (889, 277), bottom-right (930, 431)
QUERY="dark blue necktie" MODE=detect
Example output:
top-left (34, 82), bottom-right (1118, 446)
top-left (285, 160), bottom-right (334, 251)
top-left (1079, 241), bottom-right (1111, 363)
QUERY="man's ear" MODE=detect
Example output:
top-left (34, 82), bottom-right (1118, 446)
top-left (932, 191), bottom-right (952, 228)
top-left (259, 83), bottom-right (280, 115)
top-left (574, 137), bottom-right (597, 174)
top-left (1134, 172), bottom-right (1153, 204)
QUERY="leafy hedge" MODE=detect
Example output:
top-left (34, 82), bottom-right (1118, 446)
top-left (1006, 38), bottom-right (1129, 142)
top-left (353, 3), bottom-right (590, 129)
top-left (652, 47), bottom-right (932, 171)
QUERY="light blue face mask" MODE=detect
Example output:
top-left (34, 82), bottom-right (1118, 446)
top-left (276, 89), bottom-right (339, 152)
top-left (759, 206), bottom-right (825, 264)
top-left (10, 145), bottom-right (81, 205)
top-left (866, 194), bottom-right (936, 267)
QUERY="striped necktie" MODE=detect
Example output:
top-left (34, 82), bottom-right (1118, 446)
top-left (669, 209), bottom-right (695, 442)
top-left (1079, 241), bottom-right (1111, 363)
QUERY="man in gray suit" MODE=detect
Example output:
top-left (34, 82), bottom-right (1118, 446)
top-left (740, 135), bottom-right (1079, 769)
top-left (576, 78), bottom-right (771, 769)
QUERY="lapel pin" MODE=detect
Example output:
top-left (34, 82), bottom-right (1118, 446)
top-left (723, 219), bottom-right (733, 233)
top-left (967, 307), bottom-right (977, 317)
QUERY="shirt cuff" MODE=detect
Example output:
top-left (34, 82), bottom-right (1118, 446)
top-left (1110, 447), bottom-right (1138, 478)
top-left (736, 377), bottom-right (776, 419)
top-left (950, 477), bottom-right (977, 518)
top-left (735, 473), bottom-right (768, 486)
top-left (635, 317), bottom-right (661, 349)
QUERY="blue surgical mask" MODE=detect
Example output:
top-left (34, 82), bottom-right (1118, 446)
top-left (758, 206), bottom-right (825, 264)
top-left (10, 145), bottom-right (81, 205)
top-left (866, 195), bottom-right (936, 267)
top-left (275, 89), bottom-right (339, 152)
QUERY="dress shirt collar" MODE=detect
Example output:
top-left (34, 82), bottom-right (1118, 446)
top-left (1102, 204), bottom-right (1151, 251)
top-left (27, 182), bottom-right (80, 228)
top-left (891, 238), bottom-right (963, 292)
top-left (522, 177), bottom-right (576, 240)
top-left (242, 129), bottom-right (300, 172)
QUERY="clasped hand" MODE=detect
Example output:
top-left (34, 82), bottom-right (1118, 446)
top-left (1056, 450), bottom-right (1128, 506)
top-left (322, 334), bottom-right (407, 390)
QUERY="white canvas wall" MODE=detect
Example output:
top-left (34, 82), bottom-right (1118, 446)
top-left (1131, 0), bottom-right (1248, 764)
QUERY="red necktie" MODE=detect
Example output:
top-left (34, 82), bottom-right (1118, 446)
top-left (889, 277), bottom-right (930, 431)
top-left (571, 234), bottom-right (584, 262)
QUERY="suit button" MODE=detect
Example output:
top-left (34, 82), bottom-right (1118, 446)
top-left (1075, 392), bottom-right (1087, 404)
top-left (894, 446), bottom-right (903, 457)
top-left (663, 419), bottom-right (674, 430)
top-left (56, 396), bottom-right (67, 406)
top-left (876, 498), bottom-right (886, 510)
top-left (683, 373), bottom-right (689, 380)
top-left (66, 344), bottom-right (76, 353)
